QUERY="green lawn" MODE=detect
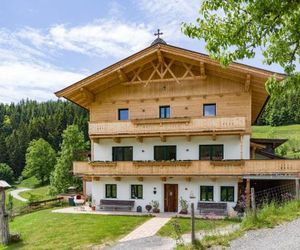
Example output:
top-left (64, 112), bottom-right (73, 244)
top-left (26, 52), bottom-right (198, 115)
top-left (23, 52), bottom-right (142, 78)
top-left (157, 217), bottom-right (239, 238)
top-left (7, 210), bottom-right (149, 250)
top-left (252, 125), bottom-right (300, 158)
top-left (18, 186), bottom-right (52, 202)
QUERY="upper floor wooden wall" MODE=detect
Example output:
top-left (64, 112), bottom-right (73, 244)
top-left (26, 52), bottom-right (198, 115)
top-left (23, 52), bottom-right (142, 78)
top-left (90, 73), bottom-right (252, 132)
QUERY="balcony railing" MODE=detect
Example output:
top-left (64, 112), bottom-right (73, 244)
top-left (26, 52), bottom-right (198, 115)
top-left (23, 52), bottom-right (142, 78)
top-left (73, 160), bottom-right (300, 177)
top-left (89, 116), bottom-right (246, 137)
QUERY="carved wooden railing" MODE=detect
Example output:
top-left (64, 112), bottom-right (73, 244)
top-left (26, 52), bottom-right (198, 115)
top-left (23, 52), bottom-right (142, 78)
top-left (89, 116), bottom-right (246, 136)
top-left (73, 160), bottom-right (300, 176)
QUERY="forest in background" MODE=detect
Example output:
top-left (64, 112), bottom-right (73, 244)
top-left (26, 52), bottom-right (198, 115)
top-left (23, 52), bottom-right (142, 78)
top-left (0, 89), bottom-right (299, 180)
top-left (0, 100), bottom-right (88, 178)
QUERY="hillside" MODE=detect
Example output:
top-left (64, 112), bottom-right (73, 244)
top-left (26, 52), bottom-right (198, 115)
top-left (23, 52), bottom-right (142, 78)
top-left (252, 125), bottom-right (300, 159)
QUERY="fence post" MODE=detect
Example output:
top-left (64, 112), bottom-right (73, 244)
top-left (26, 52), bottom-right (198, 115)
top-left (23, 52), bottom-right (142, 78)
top-left (251, 187), bottom-right (256, 218)
top-left (191, 203), bottom-right (195, 245)
top-left (296, 179), bottom-right (300, 201)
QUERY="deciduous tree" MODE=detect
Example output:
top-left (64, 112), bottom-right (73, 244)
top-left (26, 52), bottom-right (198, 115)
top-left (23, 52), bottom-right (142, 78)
top-left (182, 0), bottom-right (300, 90)
top-left (23, 138), bottom-right (56, 185)
top-left (50, 125), bottom-right (86, 194)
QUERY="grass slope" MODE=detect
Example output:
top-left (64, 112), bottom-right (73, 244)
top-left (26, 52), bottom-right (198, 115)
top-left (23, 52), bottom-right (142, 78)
top-left (157, 217), bottom-right (238, 237)
top-left (252, 125), bottom-right (300, 158)
top-left (18, 186), bottom-right (52, 201)
top-left (7, 210), bottom-right (149, 250)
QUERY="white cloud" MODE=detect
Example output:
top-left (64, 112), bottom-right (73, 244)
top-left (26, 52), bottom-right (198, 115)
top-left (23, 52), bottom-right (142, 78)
top-left (135, 0), bottom-right (200, 41)
top-left (0, 62), bottom-right (85, 103)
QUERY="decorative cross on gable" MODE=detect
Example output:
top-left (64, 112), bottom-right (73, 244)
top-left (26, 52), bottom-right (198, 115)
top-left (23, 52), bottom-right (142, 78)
top-left (154, 29), bottom-right (163, 38)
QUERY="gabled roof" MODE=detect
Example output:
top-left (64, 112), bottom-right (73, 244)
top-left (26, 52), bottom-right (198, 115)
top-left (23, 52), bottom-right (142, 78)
top-left (55, 42), bottom-right (285, 124)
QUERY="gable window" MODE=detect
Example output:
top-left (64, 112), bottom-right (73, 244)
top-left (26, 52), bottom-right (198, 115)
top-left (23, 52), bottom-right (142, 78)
top-left (131, 185), bottom-right (143, 199)
top-left (203, 104), bottom-right (216, 116)
top-left (118, 108), bottom-right (129, 120)
top-left (160, 106), bottom-right (170, 119)
top-left (105, 184), bottom-right (117, 198)
top-left (199, 145), bottom-right (224, 160)
top-left (154, 145), bottom-right (176, 161)
top-left (220, 186), bottom-right (234, 202)
top-left (200, 186), bottom-right (214, 201)
top-left (112, 147), bottom-right (133, 161)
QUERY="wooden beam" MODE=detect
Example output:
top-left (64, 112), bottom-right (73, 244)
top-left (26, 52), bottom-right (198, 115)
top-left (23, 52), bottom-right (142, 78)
top-left (157, 49), bottom-right (164, 65)
top-left (92, 138), bottom-right (99, 143)
top-left (212, 133), bottom-right (217, 141)
top-left (185, 177), bottom-right (192, 182)
top-left (80, 87), bottom-right (95, 103)
top-left (117, 68), bottom-right (129, 82)
top-left (160, 135), bottom-right (166, 142)
top-left (92, 176), bottom-right (100, 181)
top-left (114, 177), bottom-right (121, 181)
top-left (199, 62), bottom-right (207, 80)
top-left (136, 136), bottom-right (143, 143)
top-left (113, 137), bottom-right (121, 143)
top-left (161, 177), bottom-right (167, 182)
top-left (186, 135), bottom-right (191, 142)
top-left (163, 60), bottom-right (181, 84)
top-left (137, 177), bottom-right (144, 182)
top-left (245, 74), bottom-right (251, 92)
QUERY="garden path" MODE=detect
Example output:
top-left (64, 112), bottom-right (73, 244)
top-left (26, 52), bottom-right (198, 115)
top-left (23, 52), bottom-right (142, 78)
top-left (10, 188), bottom-right (31, 202)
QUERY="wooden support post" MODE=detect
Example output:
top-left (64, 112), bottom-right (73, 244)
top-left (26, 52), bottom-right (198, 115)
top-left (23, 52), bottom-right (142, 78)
top-left (191, 203), bottom-right (195, 245)
top-left (0, 188), bottom-right (9, 245)
top-left (246, 179), bottom-right (251, 210)
top-left (251, 187), bottom-right (256, 218)
top-left (240, 134), bottom-right (244, 159)
top-left (83, 178), bottom-right (87, 198)
top-left (296, 179), bottom-right (300, 200)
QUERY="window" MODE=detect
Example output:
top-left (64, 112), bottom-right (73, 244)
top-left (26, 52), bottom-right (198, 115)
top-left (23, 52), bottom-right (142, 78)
top-left (160, 106), bottom-right (170, 118)
top-left (118, 108), bottom-right (129, 120)
top-left (200, 186), bottom-right (214, 201)
top-left (203, 104), bottom-right (216, 116)
top-left (105, 184), bottom-right (117, 198)
top-left (199, 145), bottom-right (224, 160)
top-left (112, 147), bottom-right (133, 161)
top-left (220, 186), bottom-right (234, 202)
top-left (154, 146), bottom-right (176, 161)
top-left (131, 185), bottom-right (143, 199)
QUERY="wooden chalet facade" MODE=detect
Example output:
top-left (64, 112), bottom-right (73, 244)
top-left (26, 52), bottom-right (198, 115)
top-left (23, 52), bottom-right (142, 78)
top-left (56, 38), bottom-right (300, 214)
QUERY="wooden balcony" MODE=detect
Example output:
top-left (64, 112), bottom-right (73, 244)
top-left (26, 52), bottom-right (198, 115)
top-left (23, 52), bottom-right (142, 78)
top-left (73, 160), bottom-right (300, 177)
top-left (89, 116), bottom-right (247, 138)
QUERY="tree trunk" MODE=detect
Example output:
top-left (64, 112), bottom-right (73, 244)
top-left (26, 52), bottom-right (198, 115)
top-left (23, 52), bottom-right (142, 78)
top-left (0, 188), bottom-right (9, 245)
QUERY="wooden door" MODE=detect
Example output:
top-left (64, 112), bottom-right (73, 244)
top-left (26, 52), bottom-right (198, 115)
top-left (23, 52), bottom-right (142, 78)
top-left (164, 184), bottom-right (178, 212)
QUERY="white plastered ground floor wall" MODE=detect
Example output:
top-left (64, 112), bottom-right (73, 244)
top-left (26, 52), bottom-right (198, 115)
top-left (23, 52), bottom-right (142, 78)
top-left (90, 177), bottom-right (239, 213)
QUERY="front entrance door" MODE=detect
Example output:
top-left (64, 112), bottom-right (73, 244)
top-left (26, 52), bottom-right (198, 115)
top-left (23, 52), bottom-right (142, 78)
top-left (164, 184), bottom-right (178, 212)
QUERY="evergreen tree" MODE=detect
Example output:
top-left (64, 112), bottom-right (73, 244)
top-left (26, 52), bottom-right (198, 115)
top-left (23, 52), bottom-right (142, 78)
top-left (23, 138), bottom-right (56, 185)
top-left (0, 163), bottom-right (14, 183)
top-left (50, 125), bottom-right (86, 194)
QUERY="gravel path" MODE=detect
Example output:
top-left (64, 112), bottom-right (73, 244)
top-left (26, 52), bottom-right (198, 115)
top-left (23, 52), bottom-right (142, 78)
top-left (230, 218), bottom-right (300, 250)
top-left (10, 188), bottom-right (31, 202)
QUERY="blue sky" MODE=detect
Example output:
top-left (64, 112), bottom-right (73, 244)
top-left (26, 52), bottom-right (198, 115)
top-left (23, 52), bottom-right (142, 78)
top-left (0, 0), bottom-right (296, 103)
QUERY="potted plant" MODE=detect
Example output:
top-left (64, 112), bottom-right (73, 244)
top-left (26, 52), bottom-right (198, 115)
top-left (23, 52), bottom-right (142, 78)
top-left (179, 197), bottom-right (188, 214)
top-left (151, 200), bottom-right (160, 213)
top-left (145, 204), bottom-right (152, 213)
